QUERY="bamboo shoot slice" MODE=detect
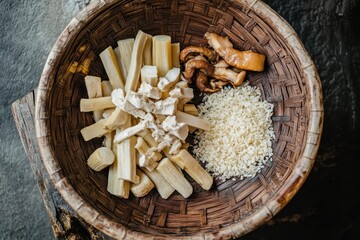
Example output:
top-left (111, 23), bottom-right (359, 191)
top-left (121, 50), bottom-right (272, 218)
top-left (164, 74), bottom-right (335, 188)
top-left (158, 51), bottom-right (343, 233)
top-left (80, 118), bottom-right (111, 141)
top-left (115, 38), bottom-right (135, 80)
top-left (175, 111), bottom-right (210, 131)
top-left (116, 120), bottom-right (139, 183)
top-left (156, 158), bottom-right (193, 198)
top-left (143, 35), bottom-right (153, 65)
top-left (171, 149), bottom-right (213, 190)
top-left (87, 147), bottom-right (114, 171)
top-left (152, 35), bottom-right (172, 77)
top-left (125, 30), bottom-right (149, 93)
top-left (84, 76), bottom-right (103, 122)
top-left (171, 43), bottom-right (180, 67)
top-left (101, 80), bottom-right (113, 96)
top-left (183, 104), bottom-right (199, 116)
top-left (80, 97), bottom-right (115, 112)
top-left (103, 108), bottom-right (129, 130)
top-left (107, 144), bottom-right (130, 198)
top-left (130, 168), bottom-right (154, 197)
top-left (142, 168), bottom-right (175, 199)
top-left (99, 46), bottom-right (125, 89)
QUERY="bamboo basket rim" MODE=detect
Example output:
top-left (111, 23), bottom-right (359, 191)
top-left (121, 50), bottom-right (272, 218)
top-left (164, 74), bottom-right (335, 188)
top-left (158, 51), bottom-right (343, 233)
top-left (35, 0), bottom-right (324, 239)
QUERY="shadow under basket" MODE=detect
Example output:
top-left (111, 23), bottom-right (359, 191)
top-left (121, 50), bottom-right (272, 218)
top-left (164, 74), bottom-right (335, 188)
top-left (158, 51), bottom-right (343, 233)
top-left (35, 0), bottom-right (323, 239)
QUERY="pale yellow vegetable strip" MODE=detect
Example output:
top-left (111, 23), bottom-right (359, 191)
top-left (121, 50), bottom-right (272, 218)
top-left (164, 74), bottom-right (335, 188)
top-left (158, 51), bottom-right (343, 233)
top-left (116, 38), bottom-right (135, 80)
top-left (101, 80), bottom-right (113, 96)
top-left (87, 147), bottom-right (114, 171)
top-left (130, 168), bottom-right (154, 197)
top-left (143, 35), bottom-right (153, 65)
top-left (107, 144), bottom-right (130, 198)
top-left (125, 30), bottom-right (149, 93)
top-left (103, 108), bottom-right (129, 130)
top-left (175, 111), bottom-right (210, 131)
top-left (116, 119), bottom-right (138, 183)
top-left (84, 76), bottom-right (103, 122)
top-left (141, 168), bottom-right (175, 199)
top-left (80, 118), bottom-right (111, 141)
top-left (102, 108), bottom-right (115, 119)
top-left (152, 35), bottom-right (172, 77)
top-left (135, 137), bottom-right (162, 162)
top-left (171, 43), bottom-right (180, 67)
top-left (80, 97), bottom-right (115, 112)
top-left (171, 149), bottom-right (213, 190)
top-left (156, 158), bottom-right (193, 198)
top-left (183, 104), bottom-right (199, 116)
top-left (103, 131), bottom-right (114, 149)
top-left (137, 129), bottom-right (158, 148)
top-left (99, 46), bottom-right (125, 89)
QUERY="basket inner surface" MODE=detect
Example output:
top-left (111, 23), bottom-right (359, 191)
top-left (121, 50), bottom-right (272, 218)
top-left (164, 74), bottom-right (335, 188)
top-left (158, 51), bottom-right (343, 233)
top-left (49, 0), bottom-right (308, 235)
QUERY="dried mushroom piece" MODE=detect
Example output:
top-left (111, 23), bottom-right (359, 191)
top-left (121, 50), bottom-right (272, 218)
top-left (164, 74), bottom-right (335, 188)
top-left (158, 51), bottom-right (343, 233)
top-left (182, 58), bottom-right (214, 81)
top-left (180, 46), bottom-right (217, 62)
top-left (205, 32), bottom-right (265, 72)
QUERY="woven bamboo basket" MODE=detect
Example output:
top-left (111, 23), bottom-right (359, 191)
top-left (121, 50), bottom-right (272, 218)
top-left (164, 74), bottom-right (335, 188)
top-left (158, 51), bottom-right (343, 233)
top-left (35, 0), bottom-right (323, 239)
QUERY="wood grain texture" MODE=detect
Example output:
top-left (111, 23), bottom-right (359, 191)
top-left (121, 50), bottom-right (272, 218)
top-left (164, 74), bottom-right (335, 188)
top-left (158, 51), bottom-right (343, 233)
top-left (34, 0), bottom-right (323, 239)
top-left (11, 90), bottom-right (107, 240)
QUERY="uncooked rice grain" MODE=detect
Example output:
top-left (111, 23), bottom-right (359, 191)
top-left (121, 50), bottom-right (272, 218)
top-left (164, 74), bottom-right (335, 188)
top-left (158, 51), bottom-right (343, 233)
top-left (193, 83), bottom-right (274, 180)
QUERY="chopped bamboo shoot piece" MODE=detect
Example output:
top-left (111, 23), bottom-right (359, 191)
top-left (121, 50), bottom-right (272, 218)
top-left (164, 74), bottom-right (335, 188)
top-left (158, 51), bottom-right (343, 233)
top-left (107, 144), bottom-right (130, 198)
top-left (115, 38), bottom-right (135, 80)
top-left (84, 76), bottom-right (103, 121)
top-left (156, 158), bottom-right (193, 198)
top-left (103, 131), bottom-right (114, 149)
top-left (101, 81), bottom-right (113, 96)
top-left (125, 30), bottom-right (149, 93)
top-left (87, 147), bottom-right (114, 171)
top-left (183, 104), bottom-right (199, 116)
top-left (103, 108), bottom-right (129, 130)
top-left (158, 68), bottom-right (180, 92)
top-left (114, 121), bottom-right (147, 144)
top-left (171, 149), bottom-right (213, 190)
top-left (175, 111), bottom-right (210, 131)
top-left (135, 137), bottom-right (162, 162)
top-left (140, 65), bottom-right (158, 87)
top-left (80, 97), bottom-right (115, 112)
top-left (175, 81), bottom-right (189, 88)
top-left (99, 46), bottom-right (125, 89)
top-left (116, 121), bottom-right (139, 183)
top-left (138, 154), bottom-right (158, 172)
top-left (80, 118), bottom-right (111, 141)
top-left (137, 129), bottom-right (158, 148)
top-left (152, 35), bottom-right (172, 77)
top-left (169, 87), bottom-right (194, 99)
top-left (142, 168), bottom-right (175, 199)
top-left (130, 168), bottom-right (154, 197)
top-left (171, 43), bottom-right (180, 67)
top-left (102, 108), bottom-right (115, 119)
top-left (143, 35), bottom-right (153, 65)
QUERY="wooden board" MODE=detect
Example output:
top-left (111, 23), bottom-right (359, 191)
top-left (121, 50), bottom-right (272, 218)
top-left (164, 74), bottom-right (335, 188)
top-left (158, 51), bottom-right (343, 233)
top-left (11, 90), bottom-right (107, 240)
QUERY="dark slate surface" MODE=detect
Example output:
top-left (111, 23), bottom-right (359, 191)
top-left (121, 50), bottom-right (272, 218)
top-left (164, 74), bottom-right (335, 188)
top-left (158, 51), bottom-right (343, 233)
top-left (1, 0), bottom-right (359, 239)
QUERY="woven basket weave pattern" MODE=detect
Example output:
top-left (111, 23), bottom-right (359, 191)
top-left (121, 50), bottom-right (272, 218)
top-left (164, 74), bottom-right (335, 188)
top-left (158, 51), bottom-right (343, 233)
top-left (36, 0), bottom-right (323, 238)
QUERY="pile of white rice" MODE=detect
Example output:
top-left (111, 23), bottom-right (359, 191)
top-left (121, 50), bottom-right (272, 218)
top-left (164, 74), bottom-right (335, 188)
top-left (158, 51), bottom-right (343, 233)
top-left (193, 83), bottom-right (275, 180)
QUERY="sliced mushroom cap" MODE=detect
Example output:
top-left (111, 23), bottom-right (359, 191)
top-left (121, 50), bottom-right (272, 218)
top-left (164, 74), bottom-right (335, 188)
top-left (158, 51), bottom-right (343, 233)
top-left (195, 71), bottom-right (220, 93)
top-left (180, 46), bottom-right (217, 62)
top-left (182, 58), bottom-right (214, 82)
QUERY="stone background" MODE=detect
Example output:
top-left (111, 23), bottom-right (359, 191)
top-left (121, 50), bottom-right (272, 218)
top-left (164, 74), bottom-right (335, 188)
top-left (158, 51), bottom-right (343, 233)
top-left (0, 0), bottom-right (359, 239)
